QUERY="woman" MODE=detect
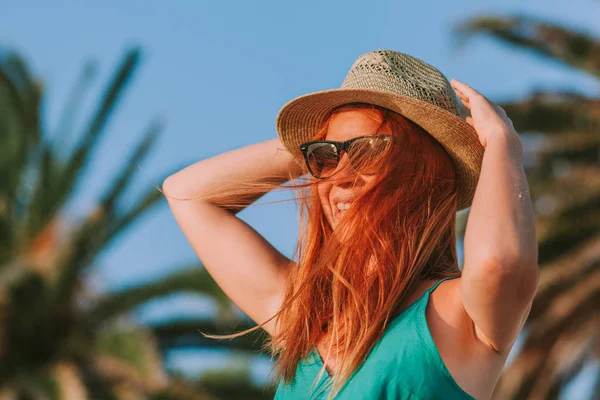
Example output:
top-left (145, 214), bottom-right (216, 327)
top-left (162, 50), bottom-right (538, 400)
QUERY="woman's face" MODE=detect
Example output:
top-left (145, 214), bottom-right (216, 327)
top-left (317, 109), bottom-right (393, 229)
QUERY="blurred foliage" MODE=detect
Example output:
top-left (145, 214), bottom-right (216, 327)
top-left (454, 10), bottom-right (600, 400)
top-left (195, 368), bottom-right (276, 400)
top-left (0, 46), bottom-right (272, 399)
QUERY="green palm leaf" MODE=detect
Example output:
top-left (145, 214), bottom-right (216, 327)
top-left (537, 195), bottom-right (600, 265)
top-left (22, 48), bottom-right (141, 246)
top-left (104, 159), bottom-right (198, 238)
top-left (494, 274), bottom-right (599, 398)
top-left (51, 119), bottom-right (163, 307)
top-left (151, 377), bottom-right (218, 400)
top-left (530, 232), bottom-right (600, 320)
top-left (196, 368), bottom-right (276, 400)
top-left (50, 60), bottom-right (98, 150)
top-left (455, 15), bottom-right (600, 77)
top-left (151, 318), bottom-right (268, 353)
top-left (88, 265), bottom-right (231, 327)
top-left (18, 142), bottom-right (62, 253)
top-left (0, 50), bottom-right (41, 264)
top-left (497, 92), bottom-right (600, 136)
top-left (98, 117), bottom-right (163, 211)
top-left (57, 47), bottom-right (141, 201)
top-left (94, 327), bottom-right (167, 384)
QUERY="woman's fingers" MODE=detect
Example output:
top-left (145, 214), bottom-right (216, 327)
top-left (458, 94), bottom-right (471, 109)
top-left (451, 79), bottom-right (474, 110)
top-left (450, 78), bottom-right (479, 98)
top-left (455, 89), bottom-right (468, 100)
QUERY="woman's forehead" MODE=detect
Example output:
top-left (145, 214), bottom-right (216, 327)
top-left (326, 110), bottom-right (392, 141)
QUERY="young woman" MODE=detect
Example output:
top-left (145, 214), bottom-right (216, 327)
top-left (162, 50), bottom-right (538, 400)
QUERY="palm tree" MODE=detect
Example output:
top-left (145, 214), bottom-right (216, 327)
top-left (453, 11), bottom-right (600, 400)
top-left (0, 46), bottom-right (272, 399)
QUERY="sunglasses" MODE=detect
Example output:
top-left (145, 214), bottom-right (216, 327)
top-left (299, 135), bottom-right (396, 179)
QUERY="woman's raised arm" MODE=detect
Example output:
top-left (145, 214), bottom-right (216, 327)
top-left (451, 79), bottom-right (539, 353)
top-left (162, 138), bottom-right (304, 335)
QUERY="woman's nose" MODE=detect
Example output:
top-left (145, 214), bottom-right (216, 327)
top-left (331, 152), bottom-right (365, 187)
top-left (334, 152), bottom-right (353, 173)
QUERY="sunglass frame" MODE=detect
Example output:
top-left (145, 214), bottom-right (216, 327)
top-left (299, 134), bottom-right (396, 179)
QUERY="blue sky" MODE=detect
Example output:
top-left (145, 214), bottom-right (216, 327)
top-left (2, 0), bottom-right (599, 396)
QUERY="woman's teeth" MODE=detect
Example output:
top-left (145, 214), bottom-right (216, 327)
top-left (336, 203), bottom-right (352, 211)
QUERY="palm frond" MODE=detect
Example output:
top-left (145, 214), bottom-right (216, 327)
top-left (498, 92), bottom-right (600, 136)
top-left (24, 47), bottom-right (142, 247)
top-left (20, 142), bottom-right (62, 250)
top-left (88, 266), bottom-right (231, 326)
top-left (0, 48), bottom-right (40, 146)
top-left (50, 120), bottom-right (164, 308)
top-left (19, 49), bottom-right (142, 260)
top-left (104, 161), bottom-right (194, 239)
top-left (151, 377), bottom-right (217, 400)
top-left (52, 362), bottom-right (88, 400)
top-left (91, 353), bottom-right (167, 395)
top-left (536, 136), bottom-right (600, 185)
top-left (8, 367), bottom-right (60, 400)
top-left (0, 259), bottom-right (34, 291)
top-left (49, 207), bottom-right (107, 307)
top-left (196, 368), bottom-right (276, 400)
top-left (525, 268), bottom-right (599, 349)
top-left (494, 312), bottom-right (598, 399)
top-left (0, 272), bottom-right (55, 379)
top-left (57, 48), bottom-right (141, 202)
top-left (98, 117), bottom-right (163, 212)
top-left (151, 318), bottom-right (268, 353)
top-left (77, 360), bottom-right (121, 400)
top-left (50, 60), bottom-right (98, 151)
top-left (455, 15), bottom-right (600, 78)
top-left (0, 49), bottom-right (41, 264)
top-left (89, 351), bottom-right (215, 399)
top-left (493, 223), bottom-right (600, 400)
top-left (537, 190), bottom-right (600, 265)
top-left (95, 327), bottom-right (167, 383)
top-left (530, 231), bottom-right (600, 321)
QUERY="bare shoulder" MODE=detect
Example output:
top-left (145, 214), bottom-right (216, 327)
top-left (427, 277), bottom-right (510, 400)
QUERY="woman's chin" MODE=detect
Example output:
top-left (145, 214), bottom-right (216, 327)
top-left (331, 209), bottom-right (348, 225)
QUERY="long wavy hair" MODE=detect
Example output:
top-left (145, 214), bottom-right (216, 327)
top-left (159, 103), bottom-right (461, 399)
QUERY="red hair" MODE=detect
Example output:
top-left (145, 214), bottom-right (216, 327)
top-left (268, 103), bottom-right (461, 398)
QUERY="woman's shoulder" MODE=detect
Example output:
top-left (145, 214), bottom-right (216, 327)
top-left (427, 276), bottom-right (510, 400)
top-left (428, 276), bottom-right (491, 350)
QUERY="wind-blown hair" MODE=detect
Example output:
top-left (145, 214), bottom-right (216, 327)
top-left (270, 103), bottom-right (461, 398)
top-left (159, 103), bottom-right (461, 399)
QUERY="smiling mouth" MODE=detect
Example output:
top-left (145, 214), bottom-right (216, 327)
top-left (333, 202), bottom-right (353, 217)
top-left (337, 202), bottom-right (352, 210)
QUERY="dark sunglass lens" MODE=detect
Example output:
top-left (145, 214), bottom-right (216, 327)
top-left (348, 137), bottom-right (392, 174)
top-left (307, 143), bottom-right (339, 178)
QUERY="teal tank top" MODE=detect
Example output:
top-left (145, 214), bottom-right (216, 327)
top-left (273, 276), bottom-right (476, 400)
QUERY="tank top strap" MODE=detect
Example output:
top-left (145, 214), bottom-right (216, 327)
top-left (426, 275), bottom-right (460, 294)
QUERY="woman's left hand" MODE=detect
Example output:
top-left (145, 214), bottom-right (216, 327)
top-left (450, 78), bottom-right (521, 151)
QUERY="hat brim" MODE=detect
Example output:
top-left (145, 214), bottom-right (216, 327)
top-left (276, 88), bottom-right (484, 211)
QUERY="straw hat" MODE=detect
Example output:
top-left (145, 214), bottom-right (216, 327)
top-left (276, 49), bottom-right (484, 211)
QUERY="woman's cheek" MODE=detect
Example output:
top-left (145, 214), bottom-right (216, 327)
top-left (317, 183), bottom-right (335, 228)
